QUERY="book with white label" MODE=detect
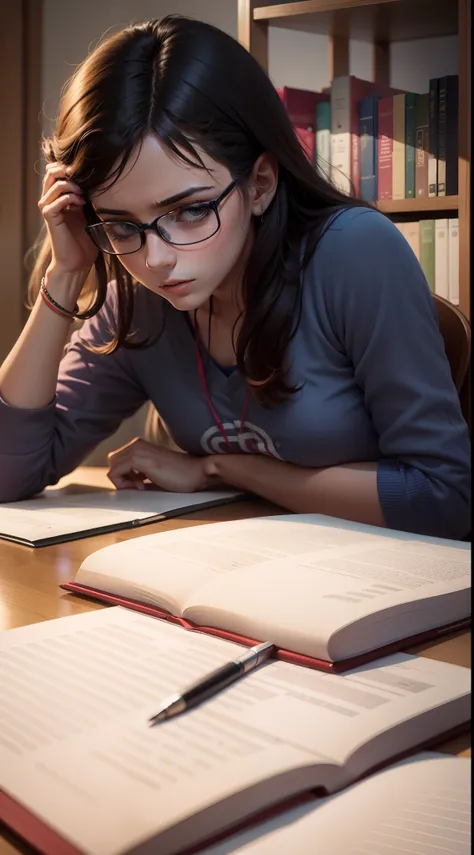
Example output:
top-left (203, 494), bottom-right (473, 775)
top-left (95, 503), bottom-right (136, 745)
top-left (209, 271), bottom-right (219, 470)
top-left (202, 752), bottom-right (471, 855)
top-left (63, 514), bottom-right (471, 670)
top-left (0, 608), bottom-right (470, 855)
top-left (0, 485), bottom-right (243, 547)
top-left (435, 218), bottom-right (449, 299)
top-left (449, 217), bottom-right (460, 305)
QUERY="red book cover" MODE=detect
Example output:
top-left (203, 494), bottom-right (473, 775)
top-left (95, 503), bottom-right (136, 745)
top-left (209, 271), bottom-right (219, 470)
top-left (277, 86), bottom-right (329, 162)
top-left (377, 96), bottom-right (394, 200)
top-left (61, 581), bottom-right (470, 674)
top-left (276, 86), bottom-right (328, 131)
top-left (295, 126), bottom-right (315, 162)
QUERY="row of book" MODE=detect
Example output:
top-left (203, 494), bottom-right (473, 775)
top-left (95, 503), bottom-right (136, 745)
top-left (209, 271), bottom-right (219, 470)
top-left (395, 217), bottom-right (459, 305)
top-left (277, 76), bottom-right (459, 202)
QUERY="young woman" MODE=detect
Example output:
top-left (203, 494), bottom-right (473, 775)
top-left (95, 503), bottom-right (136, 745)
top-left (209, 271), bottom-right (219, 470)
top-left (0, 16), bottom-right (470, 538)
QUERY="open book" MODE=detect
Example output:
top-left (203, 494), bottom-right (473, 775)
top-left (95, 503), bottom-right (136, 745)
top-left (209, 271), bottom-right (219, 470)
top-left (0, 484), bottom-right (243, 547)
top-left (202, 752), bottom-right (471, 855)
top-left (64, 514), bottom-right (471, 669)
top-left (0, 608), bottom-right (470, 855)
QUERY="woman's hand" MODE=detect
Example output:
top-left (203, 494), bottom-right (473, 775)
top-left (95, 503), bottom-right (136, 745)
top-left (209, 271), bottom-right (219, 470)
top-left (107, 438), bottom-right (221, 493)
top-left (38, 162), bottom-right (99, 277)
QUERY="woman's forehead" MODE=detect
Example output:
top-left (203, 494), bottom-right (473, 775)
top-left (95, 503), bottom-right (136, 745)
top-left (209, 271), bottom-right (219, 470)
top-left (91, 133), bottom-right (225, 209)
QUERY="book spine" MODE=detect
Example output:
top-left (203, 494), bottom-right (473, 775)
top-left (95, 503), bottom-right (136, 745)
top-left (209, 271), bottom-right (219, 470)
top-left (350, 84), bottom-right (362, 197)
top-left (377, 96), bottom-right (393, 200)
top-left (437, 77), bottom-right (447, 195)
top-left (315, 100), bottom-right (331, 180)
top-left (434, 219), bottom-right (449, 299)
top-left (394, 222), bottom-right (406, 237)
top-left (445, 76), bottom-right (459, 196)
top-left (428, 78), bottom-right (439, 196)
top-left (415, 93), bottom-right (429, 198)
top-left (404, 221), bottom-right (420, 261)
top-left (405, 93), bottom-right (416, 198)
top-left (392, 93), bottom-right (406, 200)
top-left (331, 76), bottom-right (352, 194)
top-left (295, 126), bottom-right (315, 162)
top-left (359, 96), bottom-right (377, 201)
top-left (448, 217), bottom-right (459, 305)
top-left (420, 219), bottom-right (435, 291)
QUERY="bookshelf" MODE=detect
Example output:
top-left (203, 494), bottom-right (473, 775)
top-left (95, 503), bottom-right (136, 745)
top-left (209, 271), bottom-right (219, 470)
top-left (238, 0), bottom-right (471, 319)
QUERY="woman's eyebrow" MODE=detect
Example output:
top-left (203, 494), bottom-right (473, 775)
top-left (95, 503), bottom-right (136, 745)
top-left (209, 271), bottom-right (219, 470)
top-left (94, 185), bottom-right (215, 216)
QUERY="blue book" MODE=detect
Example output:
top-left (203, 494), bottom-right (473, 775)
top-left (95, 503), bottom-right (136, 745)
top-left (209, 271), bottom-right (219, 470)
top-left (358, 95), bottom-right (378, 201)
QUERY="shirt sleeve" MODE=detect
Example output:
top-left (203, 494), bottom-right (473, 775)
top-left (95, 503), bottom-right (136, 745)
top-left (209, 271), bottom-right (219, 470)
top-left (0, 285), bottom-right (148, 502)
top-left (322, 208), bottom-right (471, 540)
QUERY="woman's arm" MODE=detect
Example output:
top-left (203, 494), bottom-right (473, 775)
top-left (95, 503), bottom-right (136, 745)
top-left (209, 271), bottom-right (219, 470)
top-left (0, 283), bottom-right (148, 502)
top-left (204, 455), bottom-right (386, 526)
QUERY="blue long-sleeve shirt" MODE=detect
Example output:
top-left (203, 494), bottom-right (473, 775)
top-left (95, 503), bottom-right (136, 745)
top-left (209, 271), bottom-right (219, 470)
top-left (0, 207), bottom-right (470, 538)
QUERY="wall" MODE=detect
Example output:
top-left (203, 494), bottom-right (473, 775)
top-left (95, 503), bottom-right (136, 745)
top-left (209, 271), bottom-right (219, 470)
top-left (40, 0), bottom-right (458, 464)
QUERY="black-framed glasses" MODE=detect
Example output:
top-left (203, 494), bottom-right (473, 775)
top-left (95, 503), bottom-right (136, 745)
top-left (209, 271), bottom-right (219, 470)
top-left (85, 179), bottom-right (237, 255)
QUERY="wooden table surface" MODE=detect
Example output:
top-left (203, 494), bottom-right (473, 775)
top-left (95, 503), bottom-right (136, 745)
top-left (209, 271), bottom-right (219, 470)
top-left (0, 467), bottom-right (471, 854)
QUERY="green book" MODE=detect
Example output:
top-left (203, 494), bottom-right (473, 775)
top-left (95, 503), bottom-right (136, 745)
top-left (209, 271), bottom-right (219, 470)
top-left (405, 92), bottom-right (417, 198)
top-left (420, 219), bottom-right (435, 291)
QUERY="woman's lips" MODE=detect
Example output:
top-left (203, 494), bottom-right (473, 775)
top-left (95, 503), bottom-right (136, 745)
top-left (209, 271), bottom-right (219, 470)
top-left (160, 279), bottom-right (195, 295)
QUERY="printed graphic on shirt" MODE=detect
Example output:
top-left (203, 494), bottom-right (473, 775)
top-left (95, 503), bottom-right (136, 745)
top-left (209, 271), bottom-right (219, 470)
top-left (200, 421), bottom-right (282, 458)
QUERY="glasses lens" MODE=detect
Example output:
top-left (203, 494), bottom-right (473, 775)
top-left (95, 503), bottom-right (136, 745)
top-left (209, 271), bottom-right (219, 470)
top-left (89, 222), bottom-right (142, 255)
top-left (158, 205), bottom-right (219, 246)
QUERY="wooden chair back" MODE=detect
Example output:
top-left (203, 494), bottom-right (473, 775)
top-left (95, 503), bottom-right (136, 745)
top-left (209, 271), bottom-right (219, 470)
top-left (433, 294), bottom-right (471, 430)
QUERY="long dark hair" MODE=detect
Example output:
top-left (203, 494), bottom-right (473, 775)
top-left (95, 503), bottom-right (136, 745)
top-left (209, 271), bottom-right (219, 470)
top-left (30, 15), bottom-right (370, 406)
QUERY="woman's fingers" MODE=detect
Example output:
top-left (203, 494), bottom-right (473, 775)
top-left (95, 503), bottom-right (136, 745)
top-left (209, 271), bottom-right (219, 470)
top-left (40, 178), bottom-right (83, 205)
top-left (107, 440), bottom-right (151, 490)
top-left (42, 162), bottom-right (72, 194)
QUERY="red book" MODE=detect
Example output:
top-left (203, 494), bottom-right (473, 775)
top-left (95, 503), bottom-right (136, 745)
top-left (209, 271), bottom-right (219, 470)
top-left (295, 126), bottom-right (315, 162)
top-left (276, 85), bottom-right (328, 131)
top-left (277, 86), bottom-right (328, 162)
top-left (377, 96), bottom-right (394, 200)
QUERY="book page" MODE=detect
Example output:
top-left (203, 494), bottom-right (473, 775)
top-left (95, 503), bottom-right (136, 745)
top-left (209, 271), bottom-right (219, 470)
top-left (180, 516), bottom-right (470, 660)
top-left (203, 753), bottom-right (471, 855)
top-left (0, 486), bottom-right (240, 543)
top-left (75, 514), bottom-right (361, 615)
top-left (1, 609), bottom-right (469, 855)
top-left (76, 514), bottom-right (470, 651)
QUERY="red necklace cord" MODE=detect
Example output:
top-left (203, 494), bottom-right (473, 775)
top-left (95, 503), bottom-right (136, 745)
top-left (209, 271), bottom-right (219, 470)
top-left (195, 334), bottom-right (250, 453)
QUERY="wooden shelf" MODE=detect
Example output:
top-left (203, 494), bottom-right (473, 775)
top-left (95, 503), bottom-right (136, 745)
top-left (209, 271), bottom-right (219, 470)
top-left (240, 0), bottom-right (470, 318)
top-left (377, 196), bottom-right (459, 215)
top-left (253, 0), bottom-right (458, 42)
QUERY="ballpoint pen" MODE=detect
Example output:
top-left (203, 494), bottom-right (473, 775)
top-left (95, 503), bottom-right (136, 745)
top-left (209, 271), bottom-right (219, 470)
top-left (149, 640), bottom-right (275, 725)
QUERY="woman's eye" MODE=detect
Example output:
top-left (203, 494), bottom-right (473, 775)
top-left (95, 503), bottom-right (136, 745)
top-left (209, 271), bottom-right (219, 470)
top-left (178, 205), bottom-right (211, 223)
top-left (107, 222), bottom-right (138, 239)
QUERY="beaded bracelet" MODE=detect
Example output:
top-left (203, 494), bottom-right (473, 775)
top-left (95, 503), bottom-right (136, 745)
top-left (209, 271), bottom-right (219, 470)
top-left (40, 278), bottom-right (79, 321)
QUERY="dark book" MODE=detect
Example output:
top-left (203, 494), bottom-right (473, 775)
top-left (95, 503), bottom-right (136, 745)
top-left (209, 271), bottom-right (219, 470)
top-left (445, 75), bottom-right (459, 195)
top-left (405, 92), bottom-right (417, 198)
top-left (428, 78), bottom-right (439, 196)
top-left (377, 96), bottom-right (393, 200)
top-left (359, 95), bottom-right (378, 201)
top-left (437, 76), bottom-right (458, 196)
top-left (415, 93), bottom-right (429, 198)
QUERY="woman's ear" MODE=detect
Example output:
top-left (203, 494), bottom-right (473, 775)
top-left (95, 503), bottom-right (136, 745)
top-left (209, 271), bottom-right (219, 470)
top-left (249, 152), bottom-right (278, 217)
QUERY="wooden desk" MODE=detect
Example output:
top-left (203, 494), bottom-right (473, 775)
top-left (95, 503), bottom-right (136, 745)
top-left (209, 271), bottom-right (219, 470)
top-left (0, 468), bottom-right (471, 854)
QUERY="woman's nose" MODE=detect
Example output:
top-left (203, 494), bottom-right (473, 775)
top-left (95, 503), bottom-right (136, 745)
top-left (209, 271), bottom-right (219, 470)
top-left (144, 232), bottom-right (177, 272)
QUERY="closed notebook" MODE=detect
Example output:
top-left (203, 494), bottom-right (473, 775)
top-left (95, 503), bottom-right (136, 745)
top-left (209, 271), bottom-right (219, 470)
top-left (0, 484), bottom-right (243, 547)
top-left (63, 513), bottom-right (471, 671)
top-left (0, 608), bottom-right (470, 855)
